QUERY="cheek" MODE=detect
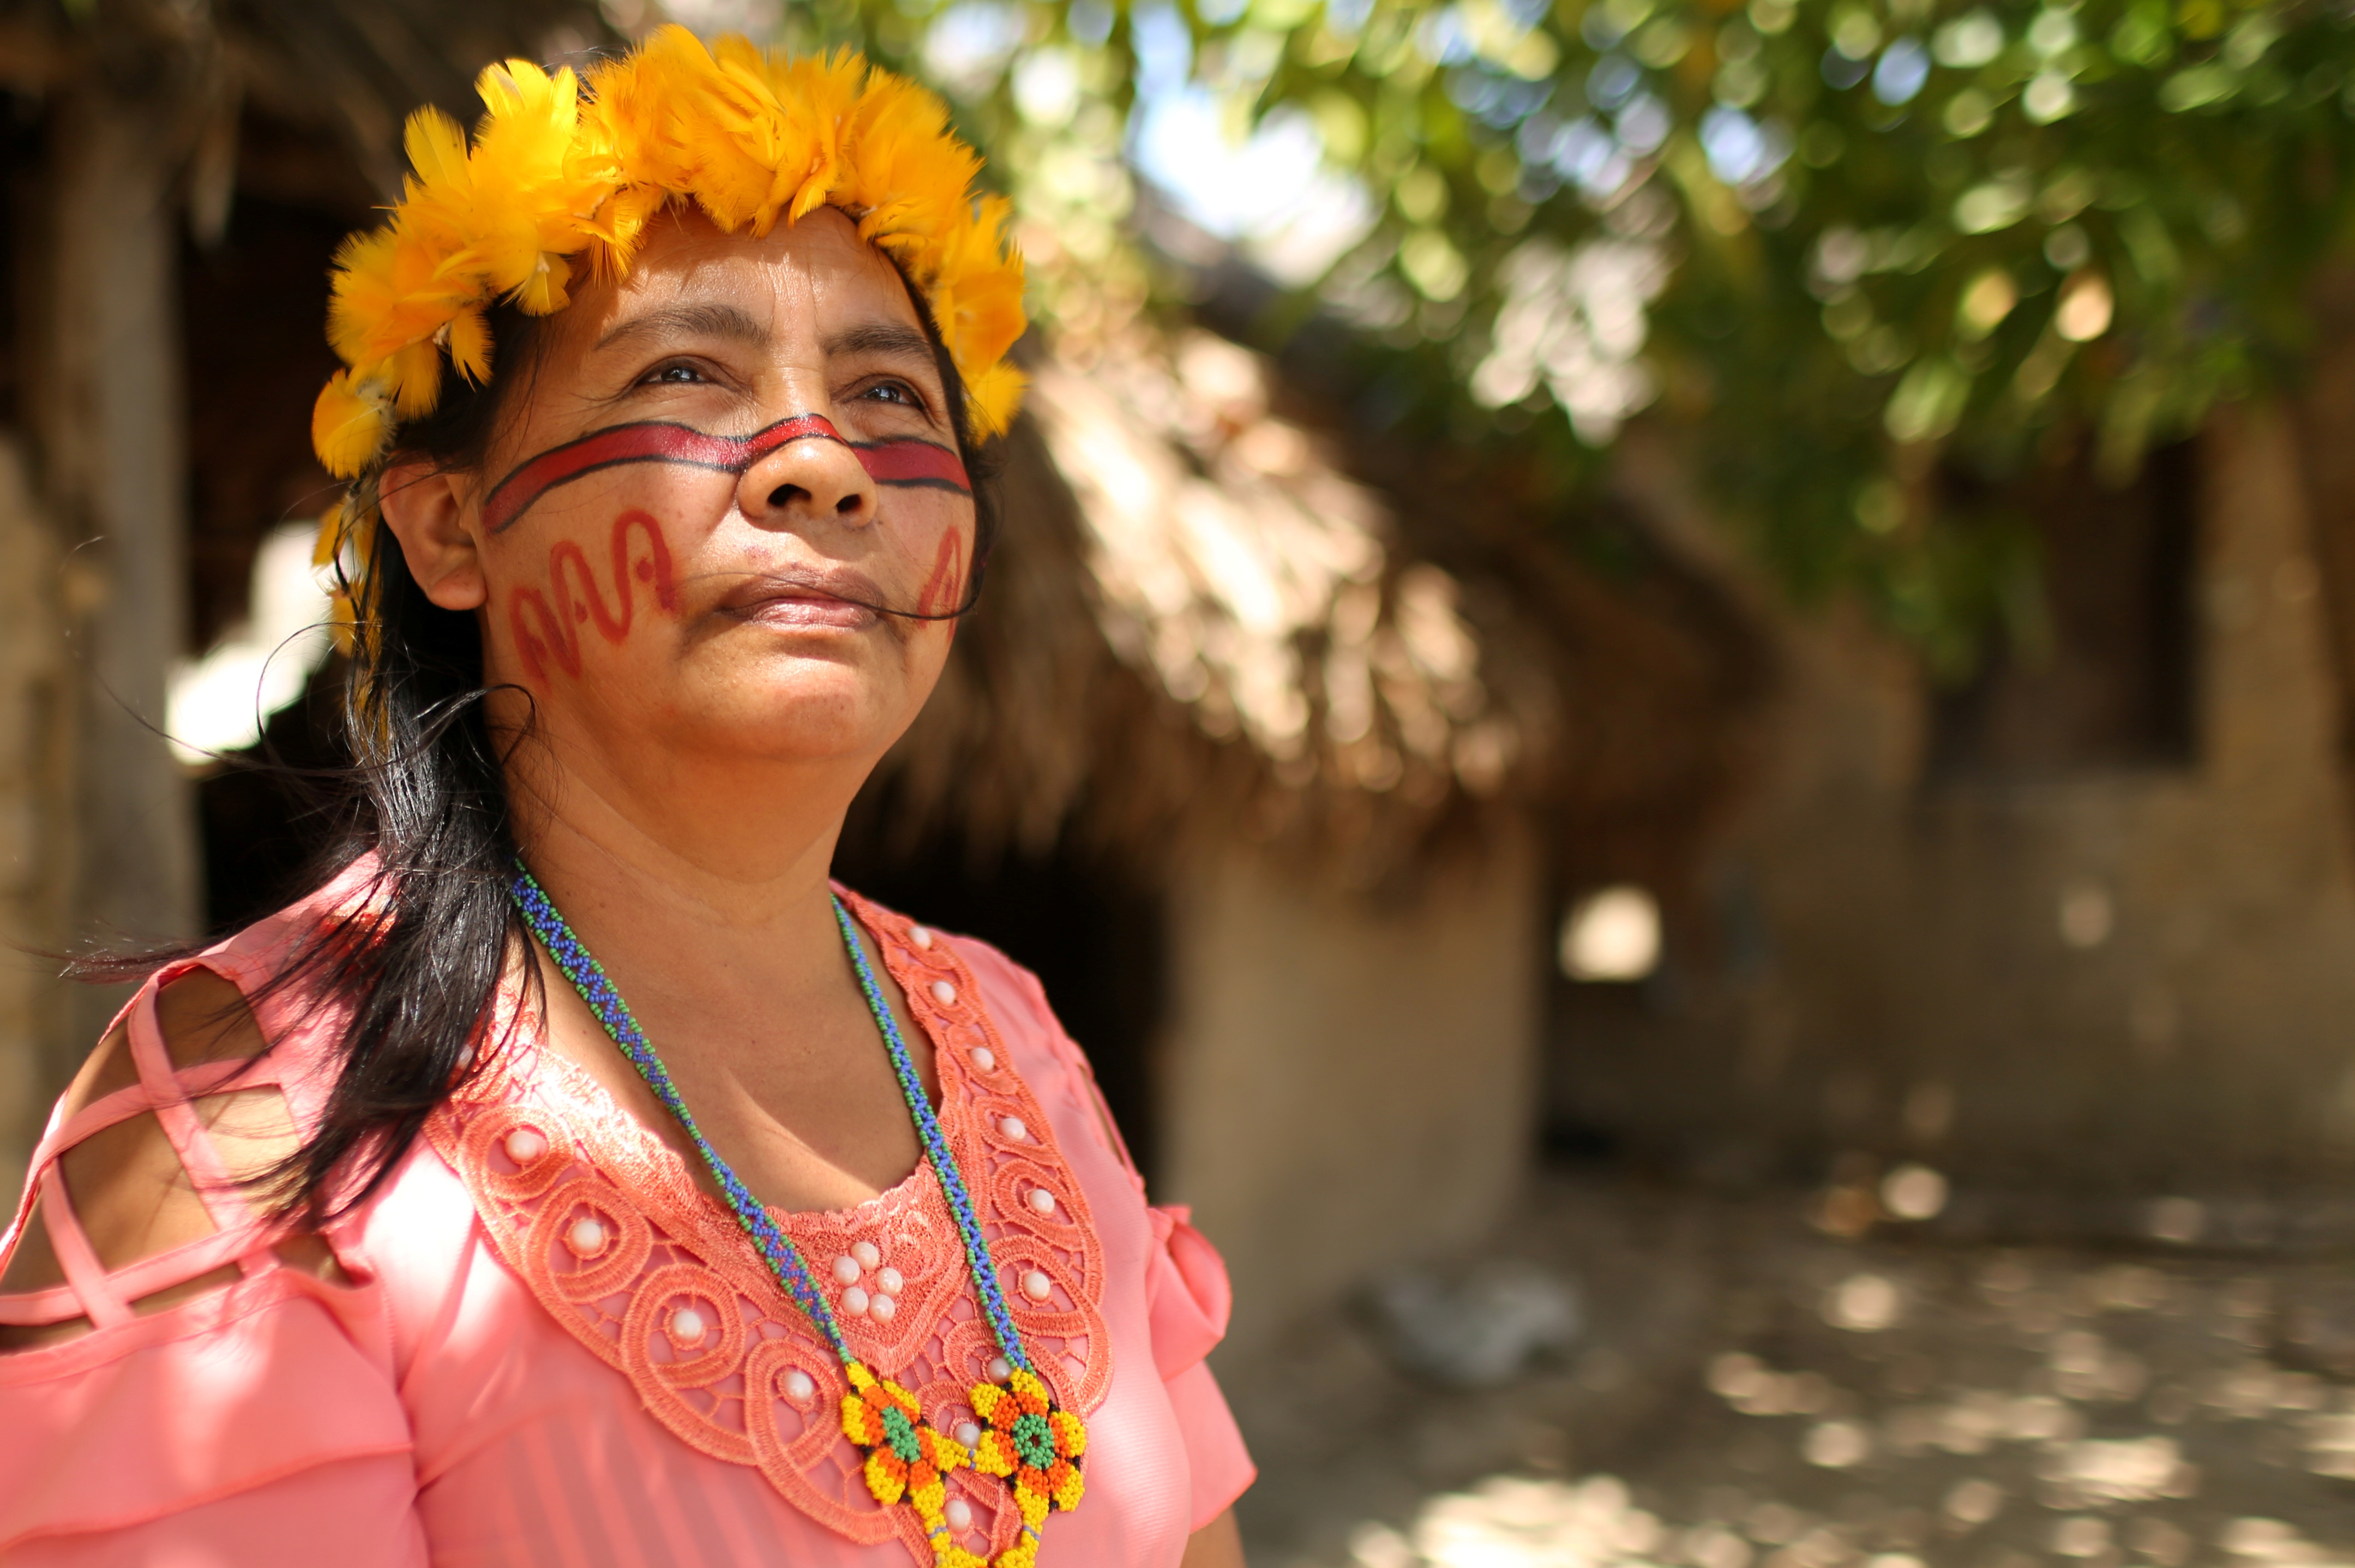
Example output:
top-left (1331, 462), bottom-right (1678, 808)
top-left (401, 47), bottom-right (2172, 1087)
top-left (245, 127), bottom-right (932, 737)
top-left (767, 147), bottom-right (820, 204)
top-left (496, 509), bottom-right (679, 689)
top-left (914, 528), bottom-right (966, 619)
top-left (870, 491), bottom-right (976, 620)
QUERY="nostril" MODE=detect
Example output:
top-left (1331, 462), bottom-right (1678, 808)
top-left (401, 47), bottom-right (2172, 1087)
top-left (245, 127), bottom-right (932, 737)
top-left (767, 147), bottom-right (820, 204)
top-left (836, 494), bottom-right (862, 515)
top-left (768, 484), bottom-right (809, 508)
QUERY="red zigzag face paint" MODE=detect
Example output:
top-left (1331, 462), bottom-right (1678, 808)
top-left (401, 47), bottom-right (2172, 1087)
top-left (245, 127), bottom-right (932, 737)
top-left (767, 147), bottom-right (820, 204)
top-left (482, 412), bottom-right (970, 534)
top-left (914, 529), bottom-right (966, 619)
top-left (508, 509), bottom-right (679, 686)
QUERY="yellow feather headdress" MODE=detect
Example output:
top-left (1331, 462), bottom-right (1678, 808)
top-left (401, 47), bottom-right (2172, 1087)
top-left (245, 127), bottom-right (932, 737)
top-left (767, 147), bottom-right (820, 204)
top-left (310, 27), bottom-right (1028, 488)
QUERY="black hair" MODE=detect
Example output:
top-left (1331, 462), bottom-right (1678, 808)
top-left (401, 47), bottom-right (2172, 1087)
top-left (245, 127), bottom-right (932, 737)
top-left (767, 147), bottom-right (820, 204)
top-left (104, 247), bottom-right (999, 1221)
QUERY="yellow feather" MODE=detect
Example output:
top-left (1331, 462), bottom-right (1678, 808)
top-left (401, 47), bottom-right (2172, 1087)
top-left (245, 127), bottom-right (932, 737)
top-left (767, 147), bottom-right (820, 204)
top-left (404, 107), bottom-right (471, 190)
top-left (510, 253), bottom-right (572, 316)
top-left (444, 306), bottom-right (492, 384)
top-left (385, 339), bottom-right (443, 418)
top-left (312, 372), bottom-right (392, 479)
top-left (314, 27), bottom-right (1030, 483)
top-left (311, 498), bottom-right (345, 570)
top-left (965, 361), bottom-right (1027, 439)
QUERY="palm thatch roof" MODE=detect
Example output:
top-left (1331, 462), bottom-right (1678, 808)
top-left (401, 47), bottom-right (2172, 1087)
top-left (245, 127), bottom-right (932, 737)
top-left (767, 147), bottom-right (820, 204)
top-left (861, 325), bottom-right (1775, 891)
top-left (0, 0), bottom-right (608, 196)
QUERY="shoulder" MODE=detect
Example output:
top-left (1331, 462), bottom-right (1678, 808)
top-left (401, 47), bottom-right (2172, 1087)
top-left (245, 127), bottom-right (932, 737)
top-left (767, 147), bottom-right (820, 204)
top-left (951, 930), bottom-right (1060, 1043)
top-left (834, 886), bottom-right (1138, 1170)
top-left (926, 921), bottom-right (1144, 1186)
top-left (0, 864), bottom-right (383, 1348)
top-left (839, 890), bottom-right (1061, 1055)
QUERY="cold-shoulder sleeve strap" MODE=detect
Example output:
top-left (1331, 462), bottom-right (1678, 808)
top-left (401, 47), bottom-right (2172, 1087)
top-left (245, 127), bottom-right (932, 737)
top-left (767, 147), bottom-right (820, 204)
top-left (0, 951), bottom-right (425, 1562)
top-left (0, 960), bottom-right (287, 1333)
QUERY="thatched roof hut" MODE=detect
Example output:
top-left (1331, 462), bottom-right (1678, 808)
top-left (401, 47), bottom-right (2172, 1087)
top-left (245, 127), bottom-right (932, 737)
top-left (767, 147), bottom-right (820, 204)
top-left (860, 323), bottom-right (1769, 895)
top-left (844, 318), bottom-right (1773, 1347)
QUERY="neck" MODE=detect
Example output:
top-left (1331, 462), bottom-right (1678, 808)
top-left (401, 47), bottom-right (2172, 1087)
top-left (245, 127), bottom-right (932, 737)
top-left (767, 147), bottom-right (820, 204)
top-left (500, 726), bottom-right (867, 1000)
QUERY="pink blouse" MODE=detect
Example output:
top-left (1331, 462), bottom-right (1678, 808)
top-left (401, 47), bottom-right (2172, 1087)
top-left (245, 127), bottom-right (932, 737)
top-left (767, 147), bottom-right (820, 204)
top-left (0, 876), bottom-right (1252, 1565)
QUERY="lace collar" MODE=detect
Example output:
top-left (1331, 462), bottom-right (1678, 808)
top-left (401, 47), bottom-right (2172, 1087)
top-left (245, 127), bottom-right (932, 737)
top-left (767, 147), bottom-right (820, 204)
top-left (423, 890), bottom-right (1111, 1564)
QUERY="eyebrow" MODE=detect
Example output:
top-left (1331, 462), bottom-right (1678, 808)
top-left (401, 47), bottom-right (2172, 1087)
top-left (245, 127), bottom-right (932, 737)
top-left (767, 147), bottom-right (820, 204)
top-left (595, 302), bottom-right (769, 353)
top-left (825, 322), bottom-right (938, 363)
top-left (593, 304), bottom-right (940, 368)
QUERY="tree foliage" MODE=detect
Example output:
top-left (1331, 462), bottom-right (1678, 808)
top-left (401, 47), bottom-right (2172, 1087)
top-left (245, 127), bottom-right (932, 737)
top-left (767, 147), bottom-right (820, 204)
top-left (790, 0), bottom-right (2355, 662)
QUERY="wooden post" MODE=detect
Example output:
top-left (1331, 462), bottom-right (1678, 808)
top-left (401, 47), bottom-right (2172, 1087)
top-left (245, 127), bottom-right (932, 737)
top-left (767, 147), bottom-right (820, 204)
top-left (0, 435), bottom-right (70, 1196)
top-left (33, 88), bottom-right (200, 1071)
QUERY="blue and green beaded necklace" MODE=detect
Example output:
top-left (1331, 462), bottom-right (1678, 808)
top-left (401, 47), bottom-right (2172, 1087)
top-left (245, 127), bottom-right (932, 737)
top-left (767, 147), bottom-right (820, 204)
top-left (510, 867), bottom-right (1087, 1568)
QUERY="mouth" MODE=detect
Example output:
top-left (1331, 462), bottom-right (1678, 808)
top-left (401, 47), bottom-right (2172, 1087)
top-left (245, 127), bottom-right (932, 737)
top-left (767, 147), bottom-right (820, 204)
top-left (716, 569), bottom-right (885, 632)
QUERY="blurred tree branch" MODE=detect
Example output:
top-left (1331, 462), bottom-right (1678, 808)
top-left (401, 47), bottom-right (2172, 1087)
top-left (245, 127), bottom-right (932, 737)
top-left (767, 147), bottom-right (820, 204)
top-left (778, 0), bottom-right (2355, 671)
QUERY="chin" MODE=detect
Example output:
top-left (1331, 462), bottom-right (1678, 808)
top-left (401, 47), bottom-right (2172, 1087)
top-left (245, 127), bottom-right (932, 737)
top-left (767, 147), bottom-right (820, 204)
top-left (668, 661), bottom-right (921, 762)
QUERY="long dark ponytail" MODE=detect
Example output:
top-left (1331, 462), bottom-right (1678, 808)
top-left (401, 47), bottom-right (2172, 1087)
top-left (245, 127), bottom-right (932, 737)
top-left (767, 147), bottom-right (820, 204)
top-left (135, 251), bottom-right (996, 1223)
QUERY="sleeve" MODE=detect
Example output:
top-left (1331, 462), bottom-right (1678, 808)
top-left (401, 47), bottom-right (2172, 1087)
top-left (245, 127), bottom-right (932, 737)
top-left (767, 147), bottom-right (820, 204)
top-left (1164, 1360), bottom-right (1255, 1531)
top-left (1144, 1204), bottom-right (1257, 1528)
top-left (0, 1279), bottom-right (423, 1565)
top-left (0, 963), bottom-right (425, 1564)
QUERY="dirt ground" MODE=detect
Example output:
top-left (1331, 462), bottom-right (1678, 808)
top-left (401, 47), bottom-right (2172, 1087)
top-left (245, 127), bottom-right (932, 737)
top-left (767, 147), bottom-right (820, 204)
top-left (1223, 1172), bottom-right (2355, 1568)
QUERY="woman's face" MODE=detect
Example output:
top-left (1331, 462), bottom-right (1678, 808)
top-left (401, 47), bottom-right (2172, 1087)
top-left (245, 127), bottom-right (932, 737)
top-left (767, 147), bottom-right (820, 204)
top-left (394, 206), bottom-right (974, 791)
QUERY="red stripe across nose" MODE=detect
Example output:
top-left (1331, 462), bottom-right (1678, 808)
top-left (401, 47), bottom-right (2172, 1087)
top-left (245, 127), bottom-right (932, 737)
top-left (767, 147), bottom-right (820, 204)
top-left (482, 414), bottom-right (973, 534)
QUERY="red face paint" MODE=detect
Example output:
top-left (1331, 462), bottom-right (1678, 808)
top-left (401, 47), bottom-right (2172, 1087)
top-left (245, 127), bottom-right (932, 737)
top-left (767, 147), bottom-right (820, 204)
top-left (483, 413), bottom-right (971, 534)
top-left (915, 529), bottom-right (966, 620)
top-left (509, 509), bottom-right (677, 685)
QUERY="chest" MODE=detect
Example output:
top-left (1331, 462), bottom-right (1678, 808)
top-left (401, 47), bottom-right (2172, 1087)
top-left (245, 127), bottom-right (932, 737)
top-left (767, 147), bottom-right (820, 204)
top-left (404, 903), bottom-right (1140, 1567)
top-left (541, 975), bottom-right (936, 1216)
top-left (531, 912), bottom-right (942, 1217)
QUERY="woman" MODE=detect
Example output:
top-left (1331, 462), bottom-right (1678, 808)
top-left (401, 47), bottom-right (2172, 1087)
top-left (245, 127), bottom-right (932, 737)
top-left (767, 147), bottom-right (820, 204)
top-left (0, 31), bottom-right (1251, 1567)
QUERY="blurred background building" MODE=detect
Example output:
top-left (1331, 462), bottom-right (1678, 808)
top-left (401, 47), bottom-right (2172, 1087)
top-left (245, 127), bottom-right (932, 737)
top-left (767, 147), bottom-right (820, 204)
top-left (7, 1), bottom-right (2355, 1563)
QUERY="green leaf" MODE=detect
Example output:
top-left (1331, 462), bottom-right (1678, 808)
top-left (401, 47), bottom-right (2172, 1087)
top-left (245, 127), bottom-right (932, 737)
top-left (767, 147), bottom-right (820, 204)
top-left (832, 0), bottom-right (2355, 668)
top-left (1886, 357), bottom-right (1973, 443)
top-left (2158, 63), bottom-right (2240, 110)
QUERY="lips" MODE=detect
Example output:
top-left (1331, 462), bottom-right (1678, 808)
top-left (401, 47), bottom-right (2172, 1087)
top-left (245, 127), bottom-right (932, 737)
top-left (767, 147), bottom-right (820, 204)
top-left (734, 594), bottom-right (876, 630)
top-left (716, 569), bottom-right (885, 632)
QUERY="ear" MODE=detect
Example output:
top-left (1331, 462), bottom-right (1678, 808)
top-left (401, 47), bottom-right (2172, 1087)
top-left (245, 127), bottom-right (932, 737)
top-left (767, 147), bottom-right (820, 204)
top-left (376, 459), bottom-right (486, 611)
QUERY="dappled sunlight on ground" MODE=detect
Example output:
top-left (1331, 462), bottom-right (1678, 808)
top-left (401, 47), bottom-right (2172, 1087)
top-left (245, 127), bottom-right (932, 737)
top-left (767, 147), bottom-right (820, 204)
top-left (1232, 1176), bottom-right (2355, 1568)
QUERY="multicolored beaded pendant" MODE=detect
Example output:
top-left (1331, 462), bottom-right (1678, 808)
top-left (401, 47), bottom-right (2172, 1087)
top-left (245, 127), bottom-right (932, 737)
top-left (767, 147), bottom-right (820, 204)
top-left (510, 869), bottom-right (1086, 1568)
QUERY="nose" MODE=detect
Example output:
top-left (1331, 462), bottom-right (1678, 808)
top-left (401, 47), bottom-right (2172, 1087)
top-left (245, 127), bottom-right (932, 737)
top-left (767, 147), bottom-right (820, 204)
top-left (737, 424), bottom-right (877, 528)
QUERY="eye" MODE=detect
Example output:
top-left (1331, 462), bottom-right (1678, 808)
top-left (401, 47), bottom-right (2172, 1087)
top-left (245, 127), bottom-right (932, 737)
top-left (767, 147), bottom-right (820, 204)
top-left (862, 379), bottom-right (922, 409)
top-left (641, 362), bottom-right (706, 386)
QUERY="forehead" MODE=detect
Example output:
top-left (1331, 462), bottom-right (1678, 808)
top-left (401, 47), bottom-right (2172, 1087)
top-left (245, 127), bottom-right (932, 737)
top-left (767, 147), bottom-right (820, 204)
top-left (572, 205), bottom-right (924, 344)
